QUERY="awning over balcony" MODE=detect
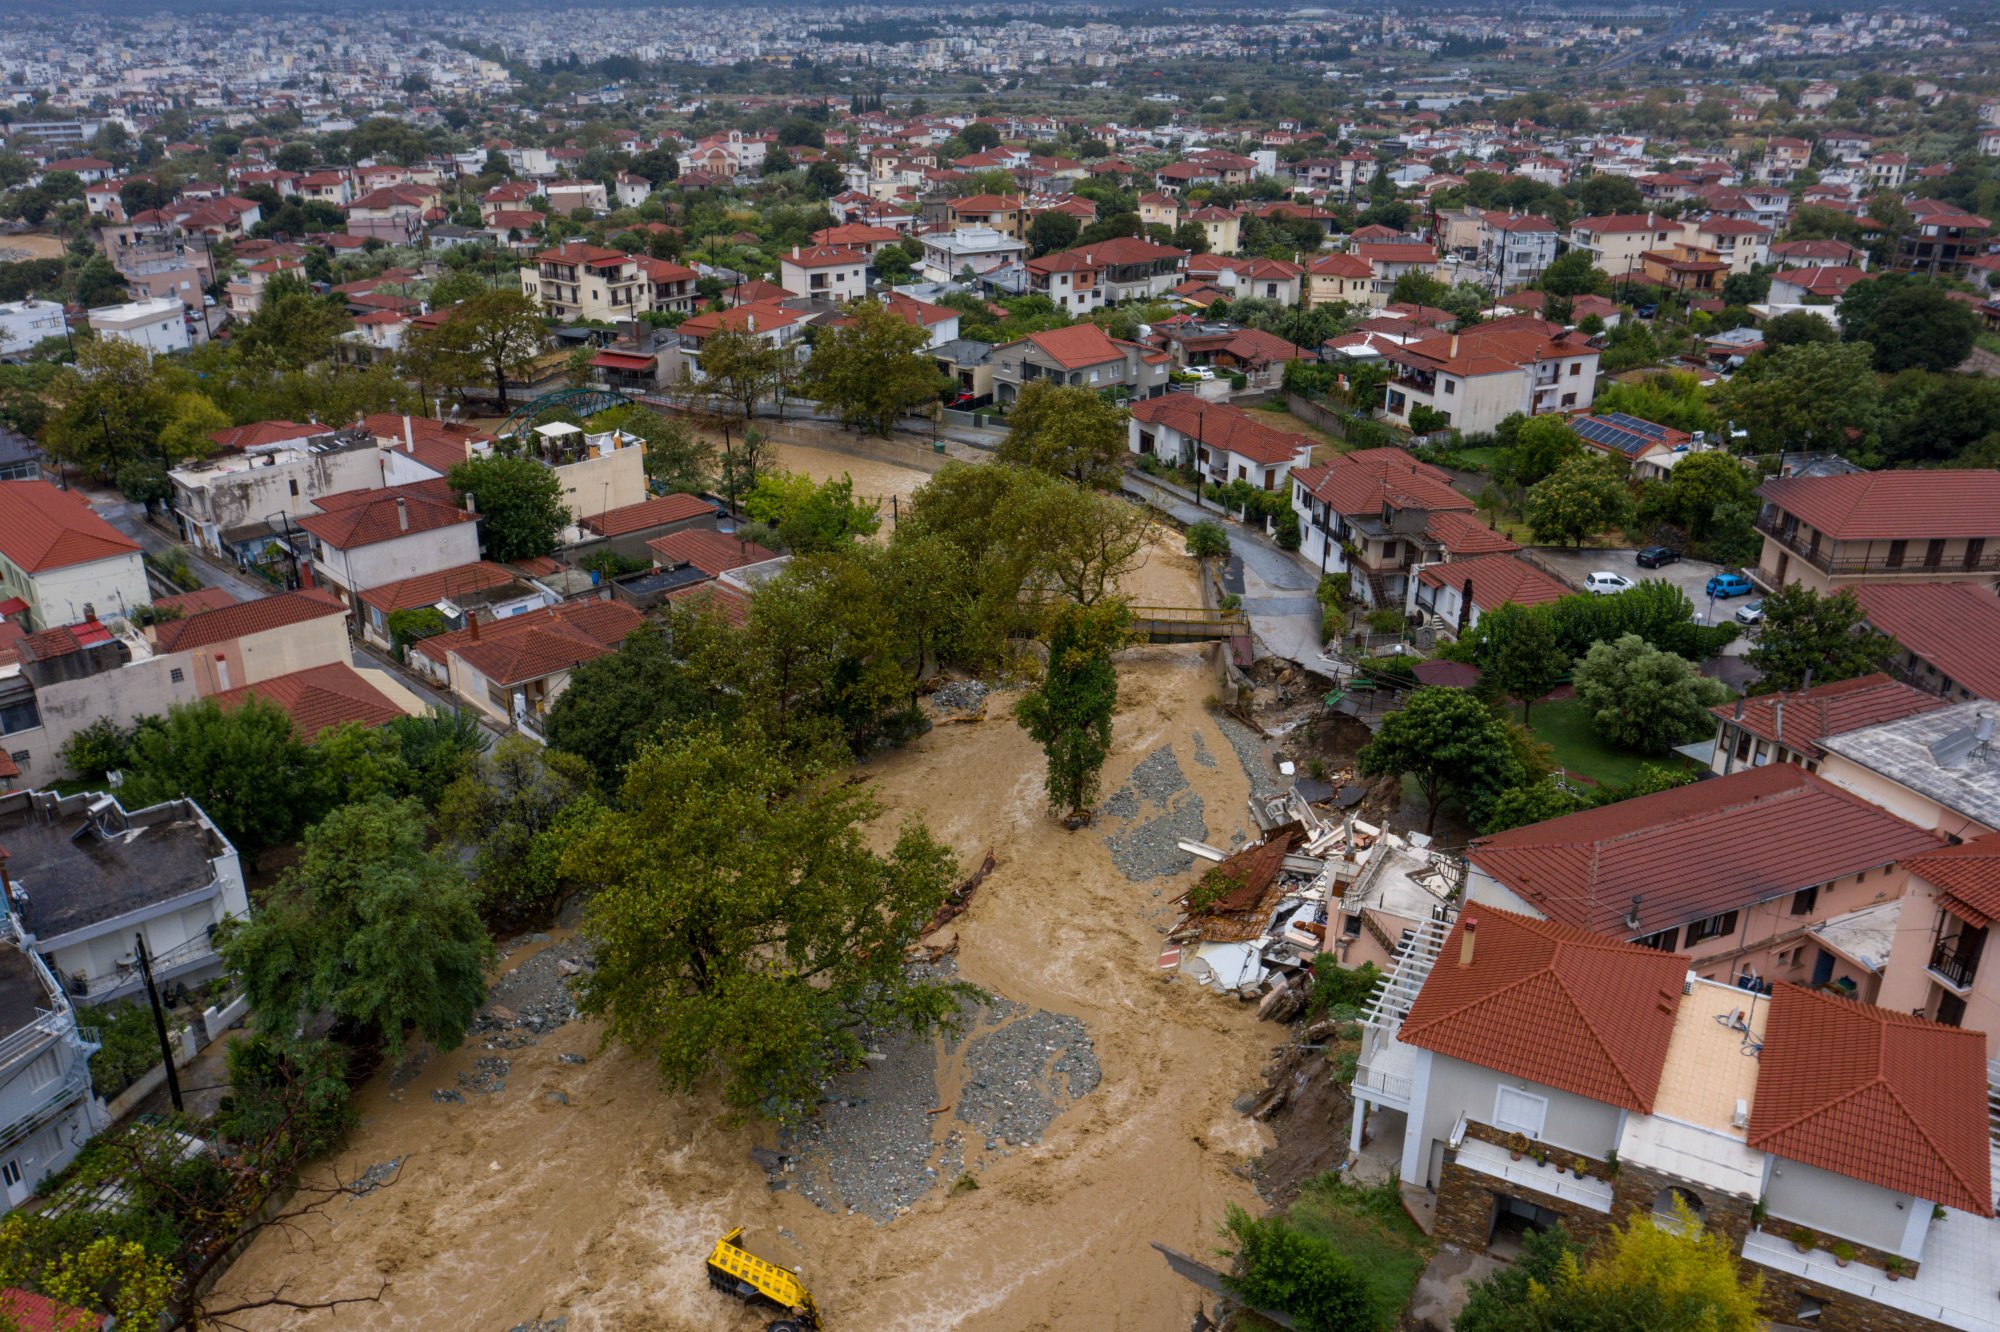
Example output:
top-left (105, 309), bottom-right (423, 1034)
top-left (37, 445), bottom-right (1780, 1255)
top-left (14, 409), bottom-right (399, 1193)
top-left (590, 351), bottom-right (656, 371)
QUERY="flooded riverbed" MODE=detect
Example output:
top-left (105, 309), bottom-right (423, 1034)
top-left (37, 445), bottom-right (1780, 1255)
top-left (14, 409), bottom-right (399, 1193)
top-left (215, 645), bottom-right (1274, 1330)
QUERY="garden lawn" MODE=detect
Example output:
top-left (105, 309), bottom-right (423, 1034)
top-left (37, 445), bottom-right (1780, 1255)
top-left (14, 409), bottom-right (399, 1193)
top-left (1253, 399), bottom-right (1361, 462)
top-left (1448, 445), bottom-right (1502, 471)
top-left (1520, 696), bottom-right (1657, 788)
top-left (1284, 1174), bottom-right (1431, 1328)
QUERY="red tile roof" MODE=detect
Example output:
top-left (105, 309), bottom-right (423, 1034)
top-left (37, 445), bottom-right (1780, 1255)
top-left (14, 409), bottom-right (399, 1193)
top-left (1905, 832), bottom-right (2000, 928)
top-left (1709, 673), bottom-right (1947, 763)
top-left (1128, 397), bottom-right (1315, 468)
top-left (154, 588), bottom-right (347, 652)
top-left (1291, 448), bottom-right (1471, 519)
top-left (663, 581), bottom-right (750, 627)
top-left (1416, 552), bottom-right (1567, 610)
top-left (151, 587), bottom-right (239, 617)
top-left (1424, 510), bottom-right (1520, 557)
top-left (580, 493), bottom-right (715, 538)
top-left (1749, 985), bottom-right (1991, 1214)
top-left (207, 419), bottom-right (330, 451)
top-left (294, 489), bottom-right (474, 550)
top-left (780, 244), bottom-right (866, 271)
top-left (1470, 765), bottom-right (1943, 938)
top-left (1018, 322), bottom-right (1131, 370)
top-left (1853, 582), bottom-right (2000, 703)
top-left (1400, 905), bottom-right (1688, 1112)
top-left (0, 482), bottom-right (141, 573)
top-left (1756, 470), bottom-right (2000, 541)
top-left (426, 599), bottom-right (642, 686)
top-left (213, 662), bottom-right (406, 739)
top-left (356, 561), bottom-right (522, 616)
top-left (646, 529), bottom-right (775, 577)
top-left (0, 1287), bottom-right (99, 1332)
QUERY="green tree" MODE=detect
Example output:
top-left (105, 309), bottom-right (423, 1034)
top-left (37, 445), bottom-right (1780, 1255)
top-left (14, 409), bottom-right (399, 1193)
top-left (1743, 584), bottom-right (1896, 693)
top-left (797, 298), bottom-right (944, 435)
top-left (1642, 449), bottom-right (1753, 545)
top-left (312, 720), bottom-right (411, 804)
top-left (997, 379), bottom-right (1128, 489)
top-left (0, 1225), bottom-right (174, 1332)
top-left (1389, 269), bottom-right (1451, 308)
top-left (563, 725), bottom-right (968, 1120)
top-left (155, 391), bottom-right (229, 466)
top-left (739, 553), bottom-right (912, 754)
top-left (599, 405), bottom-right (715, 493)
top-left (546, 612), bottom-right (741, 789)
top-left (1026, 209), bottom-right (1081, 257)
top-left (1220, 1206), bottom-right (1374, 1332)
top-left (1761, 309), bottom-right (1834, 348)
top-left (1498, 414), bottom-right (1585, 487)
top-left (1358, 687), bottom-right (1525, 833)
top-left (1839, 273), bottom-right (1980, 374)
top-left (232, 276), bottom-right (352, 369)
top-left (1185, 519), bottom-right (1231, 560)
top-left (1538, 248), bottom-right (1607, 299)
top-left (1480, 778), bottom-right (1593, 834)
top-left (1717, 341), bottom-right (1878, 456)
top-left (1524, 456), bottom-right (1633, 546)
top-left (1572, 633), bottom-right (1729, 753)
top-left (1014, 600), bottom-right (1128, 821)
top-left (215, 1035), bottom-right (356, 1162)
top-left (220, 797), bottom-right (493, 1058)
top-left (41, 338), bottom-right (176, 480)
top-left (387, 708), bottom-right (493, 806)
top-left (119, 697), bottom-right (320, 864)
top-left (691, 325), bottom-right (782, 420)
top-left (436, 288), bottom-right (547, 408)
top-left (1475, 603), bottom-right (1567, 723)
top-left (742, 470), bottom-right (882, 552)
top-left (448, 453), bottom-right (570, 561)
top-left (436, 736), bottom-right (600, 925)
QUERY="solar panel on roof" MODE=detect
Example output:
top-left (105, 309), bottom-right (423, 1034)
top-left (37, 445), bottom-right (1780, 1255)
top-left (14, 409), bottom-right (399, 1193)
top-left (1600, 412), bottom-right (1671, 441)
top-left (1572, 417), bottom-right (1647, 455)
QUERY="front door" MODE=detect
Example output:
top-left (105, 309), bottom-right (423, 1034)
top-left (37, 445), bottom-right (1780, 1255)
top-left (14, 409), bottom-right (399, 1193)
top-left (2, 1158), bottom-right (26, 1208)
top-left (1811, 948), bottom-right (1835, 986)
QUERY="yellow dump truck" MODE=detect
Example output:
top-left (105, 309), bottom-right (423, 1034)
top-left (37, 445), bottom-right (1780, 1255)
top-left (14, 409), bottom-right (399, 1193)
top-left (705, 1227), bottom-right (822, 1330)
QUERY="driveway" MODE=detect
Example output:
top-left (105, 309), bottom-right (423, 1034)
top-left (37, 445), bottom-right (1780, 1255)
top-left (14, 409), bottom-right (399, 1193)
top-left (1525, 546), bottom-right (1759, 637)
top-left (95, 496), bottom-right (271, 604)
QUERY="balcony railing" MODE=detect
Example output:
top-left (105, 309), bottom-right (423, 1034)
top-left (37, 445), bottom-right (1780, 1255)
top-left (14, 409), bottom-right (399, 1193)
top-left (1929, 938), bottom-right (1981, 991)
top-left (1755, 514), bottom-right (2000, 576)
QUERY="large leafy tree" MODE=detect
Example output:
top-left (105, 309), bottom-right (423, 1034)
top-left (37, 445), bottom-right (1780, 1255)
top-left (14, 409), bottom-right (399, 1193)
top-left (738, 552), bottom-right (912, 756)
top-left (220, 797), bottom-right (493, 1058)
top-left (595, 404), bottom-right (716, 493)
top-left (1572, 633), bottom-right (1729, 753)
top-left (436, 736), bottom-right (600, 926)
top-left (1357, 687), bottom-right (1525, 833)
top-left (1015, 600), bottom-right (1129, 821)
top-left (448, 453), bottom-right (571, 561)
top-left (1717, 341), bottom-right (1879, 456)
top-left (799, 298), bottom-right (945, 436)
top-left (1841, 273), bottom-right (1979, 374)
top-left (545, 614), bottom-right (742, 791)
top-left (1473, 603), bottom-right (1567, 723)
top-left (1743, 584), bottom-right (1896, 694)
top-left (1638, 449), bottom-right (1756, 556)
top-left (1496, 414), bottom-right (1584, 488)
top-left (119, 697), bottom-right (320, 865)
top-left (436, 288), bottom-right (547, 408)
top-left (1220, 1205), bottom-right (1373, 1332)
top-left (231, 275), bottom-right (352, 370)
top-left (1524, 456), bottom-right (1632, 547)
top-left (563, 725), bottom-right (968, 1121)
top-left (690, 325), bottom-right (782, 421)
top-left (997, 379), bottom-right (1129, 490)
top-left (743, 470), bottom-right (881, 552)
top-left (41, 338), bottom-right (178, 480)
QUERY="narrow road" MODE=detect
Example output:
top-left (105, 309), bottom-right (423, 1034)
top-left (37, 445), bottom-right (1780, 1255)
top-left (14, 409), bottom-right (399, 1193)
top-left (94, 496), bottom-right (270, 604)
top-left (1123, 473), bottom-right (1326, 665)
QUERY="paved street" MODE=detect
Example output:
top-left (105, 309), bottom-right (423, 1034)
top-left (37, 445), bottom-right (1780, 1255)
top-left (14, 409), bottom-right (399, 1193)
top-left (1124, 473), bottom-right (1325, 664)
top-left (1523, 545), bottom-right (1760, 641)
top-left (93, 494), bottom-right (271, 604)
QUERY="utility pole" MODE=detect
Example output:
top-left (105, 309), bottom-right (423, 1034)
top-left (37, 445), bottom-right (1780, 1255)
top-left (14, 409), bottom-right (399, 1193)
top-left (135, 933), bottom-right (184, 1114)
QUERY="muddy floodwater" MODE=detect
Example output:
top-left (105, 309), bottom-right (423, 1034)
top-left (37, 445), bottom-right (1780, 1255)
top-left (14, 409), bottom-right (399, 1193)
top-left (215, 645), bottom-right (1274, 1330)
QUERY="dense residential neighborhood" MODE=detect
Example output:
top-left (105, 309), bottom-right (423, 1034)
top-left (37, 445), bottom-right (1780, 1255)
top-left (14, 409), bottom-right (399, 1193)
top-left (2, 1), bottom-right (2000, 1328)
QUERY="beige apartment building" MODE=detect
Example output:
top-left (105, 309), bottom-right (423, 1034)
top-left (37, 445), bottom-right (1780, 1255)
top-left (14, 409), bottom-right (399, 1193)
top-left (1753, 471), bottom-right (2000, 595)
top-left (519, 243), bottom-right (650, 323)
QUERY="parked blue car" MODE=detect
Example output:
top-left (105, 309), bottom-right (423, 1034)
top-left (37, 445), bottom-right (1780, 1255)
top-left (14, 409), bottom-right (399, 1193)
top-left (1706, 572), bottom-right (1754, 599)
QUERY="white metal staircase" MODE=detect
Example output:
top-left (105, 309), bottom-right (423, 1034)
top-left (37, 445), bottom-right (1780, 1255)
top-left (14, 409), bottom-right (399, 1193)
top-left (1362, 910), bottom-right (1452, 1036)
top-left (1987, 1055), bottom-right (2000, 1212)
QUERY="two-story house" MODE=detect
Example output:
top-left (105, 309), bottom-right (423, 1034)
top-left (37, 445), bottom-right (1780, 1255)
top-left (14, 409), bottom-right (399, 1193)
top-left (1290, 449), bottom-right (1498, 610)
top-left (1681, 216), bottom-right (1771, 274)
top-left (989, 323), bottom-right (1171, 406)
top-left (1853, 583), bottom-right (2000, 705)
top-left (1478, 212), bottom-right (1559, 288)
top-left (1126, 397), bottom-right (1314, 492)
top-left (1046, 236), bottom-right (1187, 303)
top-left (167, 423), bottom-right (382, 562)
top-left (1752, 470), bottom-right (2000, 596)
top-left (0, 926), bottom-right (105, 1212)
top-left (519, 243), bottom-right (650, 324)
top-left (1566, 213), bottom-right (1683, 280)
top-left (292, 481), bottom-right (484, 609)
top-left (1816, 699), bottom-right (2000, 841)
top-left (1379, 318), bottom-right (1601, 435)
top-left (777, 244), bottom-right (869, 302)
top-left (1303, 254), bottom-right (1375, 309)
top-left (636, 257), bottom-right (700, 315)
top-left (1880, 833), bottom-right (2000, 1049)
top-left (1354, 242), bottom-right (1441, 304)
top-left (1357, 905), bottom-right (1997, 1332)
top-left (410, 598), bottom-right (642, 735)
top-left (2, 787), bottom-right (249, 1006)
top-left (1410, 551), bottom-right (1566, 633)
top-left (1024, 250), bottom-right (1107, 314)
top-left (0, 482), bottom-right (147, 633)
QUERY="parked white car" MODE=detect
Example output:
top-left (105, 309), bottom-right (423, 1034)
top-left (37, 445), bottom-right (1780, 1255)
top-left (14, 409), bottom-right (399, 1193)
top-left (1584, 571), bottom-right (1633, 595)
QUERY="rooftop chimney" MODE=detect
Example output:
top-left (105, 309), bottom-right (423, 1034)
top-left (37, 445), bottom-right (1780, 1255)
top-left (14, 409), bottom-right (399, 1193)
top-left (464, 493), bottom-right (477, 516)
top-left (402, 414), bottom-right (415, 453)
top-left (396, 496), bottom-right (410, 532)
top-left (1458, 915), bottom-right (1478, 968)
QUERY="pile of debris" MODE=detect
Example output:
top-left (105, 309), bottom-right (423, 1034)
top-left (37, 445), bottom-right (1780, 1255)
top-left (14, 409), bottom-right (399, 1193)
top-left (1163, 786), bottom-right (1458, 1017)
